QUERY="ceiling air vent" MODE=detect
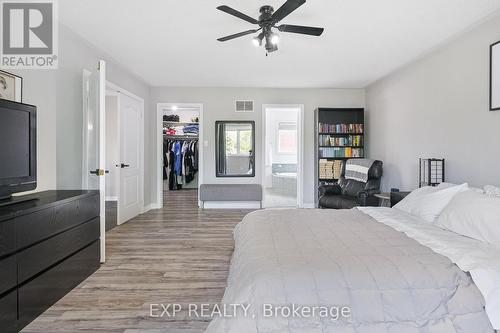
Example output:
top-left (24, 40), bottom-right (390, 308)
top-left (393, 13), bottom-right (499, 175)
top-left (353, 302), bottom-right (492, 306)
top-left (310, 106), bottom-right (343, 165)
top-left (235, 100), bottom-right (254, 112)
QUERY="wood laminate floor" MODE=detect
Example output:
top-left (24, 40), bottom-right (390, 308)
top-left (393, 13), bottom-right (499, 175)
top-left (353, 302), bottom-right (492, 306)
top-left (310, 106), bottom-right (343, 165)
top-left (22, 189), bottom-right (252, 333)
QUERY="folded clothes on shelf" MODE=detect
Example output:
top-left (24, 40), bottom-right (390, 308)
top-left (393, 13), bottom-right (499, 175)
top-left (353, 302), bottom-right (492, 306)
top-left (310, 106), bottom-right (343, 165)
top-left (183, 124), bottom-right (199, 134)
top-left (163, 114), bottom-right (180, 122)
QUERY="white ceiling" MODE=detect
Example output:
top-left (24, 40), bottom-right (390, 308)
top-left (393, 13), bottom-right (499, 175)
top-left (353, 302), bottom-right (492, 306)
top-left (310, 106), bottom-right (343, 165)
top-left (60, 0), bottom-right (500, 88)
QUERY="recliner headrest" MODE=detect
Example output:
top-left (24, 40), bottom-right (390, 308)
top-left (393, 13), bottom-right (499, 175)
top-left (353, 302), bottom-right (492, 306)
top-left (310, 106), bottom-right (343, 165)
top-left (340, 160), bottom-right (383, 180)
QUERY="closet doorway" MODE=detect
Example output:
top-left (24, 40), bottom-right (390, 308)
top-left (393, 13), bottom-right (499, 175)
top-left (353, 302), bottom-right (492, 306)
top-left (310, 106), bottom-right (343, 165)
top-left (157, 103), bottom-right (203, 208)
top-left (104, 82), bottom-right (145, 229)
top-left (262, 104), bottom-right (304, 208)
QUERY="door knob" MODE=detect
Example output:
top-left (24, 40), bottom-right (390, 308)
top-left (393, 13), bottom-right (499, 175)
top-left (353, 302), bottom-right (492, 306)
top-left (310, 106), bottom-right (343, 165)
top-left (90, 169), bottom-right (109, 176)
top-left (116, 163), bottom-right (130, 168)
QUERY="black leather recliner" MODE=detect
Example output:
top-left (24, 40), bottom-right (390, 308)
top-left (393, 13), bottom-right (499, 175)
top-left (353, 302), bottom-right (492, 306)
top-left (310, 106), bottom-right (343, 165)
top-left (318, 160), bottom-right (383, 209)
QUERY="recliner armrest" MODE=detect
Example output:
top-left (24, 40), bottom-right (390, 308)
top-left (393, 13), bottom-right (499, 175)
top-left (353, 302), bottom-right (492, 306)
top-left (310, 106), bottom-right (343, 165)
top-left (318, 184), bottom-right (342, 196)
top-left (357, 189), bottom-right (381, 206)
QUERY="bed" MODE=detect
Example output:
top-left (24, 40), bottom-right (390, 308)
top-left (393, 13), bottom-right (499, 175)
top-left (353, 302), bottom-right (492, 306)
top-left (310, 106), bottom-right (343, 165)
top-left (205, 206), bottom-right (500, 333)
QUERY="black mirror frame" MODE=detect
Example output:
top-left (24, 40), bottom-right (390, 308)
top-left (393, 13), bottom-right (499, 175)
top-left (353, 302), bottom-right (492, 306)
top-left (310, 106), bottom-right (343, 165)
top-left (490, 40), bottom-right (500, 111)
top-left (215, 120), bottom-right (256, 178)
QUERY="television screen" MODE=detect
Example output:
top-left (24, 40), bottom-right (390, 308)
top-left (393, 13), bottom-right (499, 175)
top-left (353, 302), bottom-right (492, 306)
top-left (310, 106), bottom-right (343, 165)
top-left (0, 100), bottom-right (36, 200)
top-left (0, 105), bottom-right (32, 179)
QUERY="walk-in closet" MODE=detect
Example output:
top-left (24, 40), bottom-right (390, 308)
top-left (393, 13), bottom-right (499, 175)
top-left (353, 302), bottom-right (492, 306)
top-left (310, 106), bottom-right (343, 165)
top-left (162, 106), bottom-right (200, 197)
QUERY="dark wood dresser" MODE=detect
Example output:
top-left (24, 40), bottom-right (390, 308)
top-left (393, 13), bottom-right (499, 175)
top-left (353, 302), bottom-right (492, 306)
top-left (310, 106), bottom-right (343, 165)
top-left (0, 190), bottom-right (100, 333)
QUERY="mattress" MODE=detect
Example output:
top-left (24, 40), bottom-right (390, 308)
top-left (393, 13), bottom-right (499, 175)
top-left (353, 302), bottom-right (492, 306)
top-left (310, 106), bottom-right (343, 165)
top-left (205, 208), bottom-right (495, 333)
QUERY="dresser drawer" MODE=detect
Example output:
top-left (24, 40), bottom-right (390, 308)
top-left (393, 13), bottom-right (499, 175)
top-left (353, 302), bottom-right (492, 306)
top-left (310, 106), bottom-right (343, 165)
top-left (0, 255), bottom-right (16, 295)
top-left (54, 195), bottom-right (99, 231)
top-left (0, 289), bottom-right (18, 333)
top-left (17, 218), bottom-right (100, 283)
top-left (18, 241), bottom-right (100, 331)
top-left (78, 194), bottom-right (100, 222)
top-left (0, 219), bottom-right (16, 258)
top-left (16, 208), bottom-right (55, 249)
top-left (17, 195), bottom-right (99, 250)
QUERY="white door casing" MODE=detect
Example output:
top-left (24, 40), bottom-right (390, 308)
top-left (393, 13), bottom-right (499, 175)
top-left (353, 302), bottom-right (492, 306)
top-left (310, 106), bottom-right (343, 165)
top-left (261, 104), bottom-right (305, 208)
top-left (156, 103), bottom-right (203, 209)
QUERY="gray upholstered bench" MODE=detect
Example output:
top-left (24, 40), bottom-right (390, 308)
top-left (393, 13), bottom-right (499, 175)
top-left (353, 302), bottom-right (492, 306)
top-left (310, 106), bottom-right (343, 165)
top-left (200, 184), bottom-right (262, 209)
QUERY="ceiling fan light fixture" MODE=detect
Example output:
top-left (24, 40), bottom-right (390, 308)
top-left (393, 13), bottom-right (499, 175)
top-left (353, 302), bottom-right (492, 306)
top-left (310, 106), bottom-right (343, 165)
top-left (265, 36), bottom-right (278, 53)
top-left (253, 32), bottom-right (265, 47)
top-left (270, 33), bottom-right (280, 45)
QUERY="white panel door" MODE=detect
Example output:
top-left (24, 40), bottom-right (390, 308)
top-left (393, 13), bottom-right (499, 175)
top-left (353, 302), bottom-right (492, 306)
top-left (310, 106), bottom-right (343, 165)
top-left (82, 60), bottom-right (106, 262)
top-left (119, 93), bottom-right (142, 224)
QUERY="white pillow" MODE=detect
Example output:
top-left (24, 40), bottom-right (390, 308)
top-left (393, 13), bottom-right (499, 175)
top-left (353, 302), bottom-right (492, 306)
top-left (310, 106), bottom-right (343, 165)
top-left (394, 183), bottom-right (469, 223)
top-left (437, 183), bottom-right (458, 189)
top-left (438, 182), bottom-right (484, 194)
top-left (484, 185), bottom-right (500, 197)
top-left (437, 190), bottom-right (500, 245)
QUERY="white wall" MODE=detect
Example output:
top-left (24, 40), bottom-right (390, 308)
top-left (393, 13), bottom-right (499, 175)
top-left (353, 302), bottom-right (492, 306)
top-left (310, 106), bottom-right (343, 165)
top-left (105, 96), bottom-right (119, 199)
top-left (366, 14), bottom-right (500, 191)
top-left (150, 87), bottom-right (365, 206)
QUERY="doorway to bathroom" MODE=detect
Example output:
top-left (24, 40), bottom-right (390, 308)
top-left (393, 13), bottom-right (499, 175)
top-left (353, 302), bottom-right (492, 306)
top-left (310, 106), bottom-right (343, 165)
top-left (262, 104), bottom-right (304, 208)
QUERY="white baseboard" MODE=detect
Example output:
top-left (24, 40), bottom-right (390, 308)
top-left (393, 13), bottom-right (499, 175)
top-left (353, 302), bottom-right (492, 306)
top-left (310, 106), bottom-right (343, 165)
top-left (105, 196), bottom-right (118, 201)
top-left (302, 203), bottom-right (316, 209)
top-left (202, 201), bottom-right (262, 209)
top-left (146, 202), bottom-right (161, 210)
top-left (142, 204), bottom-right (152, 213)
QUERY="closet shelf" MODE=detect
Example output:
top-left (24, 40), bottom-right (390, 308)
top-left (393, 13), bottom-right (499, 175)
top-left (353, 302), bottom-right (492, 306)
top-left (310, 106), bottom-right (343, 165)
top-left (164, 135), bottom-right (198, 139)
top-left (163, 121), bottom-right (199, 125)
top-left (318, 132), bottom-right (364, 135)
top-left (319, 145), bottom-right (364, 148)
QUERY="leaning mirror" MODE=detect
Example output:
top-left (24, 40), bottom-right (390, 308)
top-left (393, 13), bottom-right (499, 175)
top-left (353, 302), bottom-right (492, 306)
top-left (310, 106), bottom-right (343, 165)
top-left (216, 121), bottom-right (255, 177)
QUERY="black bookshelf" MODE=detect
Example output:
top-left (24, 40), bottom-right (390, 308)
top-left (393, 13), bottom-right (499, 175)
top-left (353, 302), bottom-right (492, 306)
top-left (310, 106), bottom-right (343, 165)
top-left (314, 108), bottom-right (365, 205)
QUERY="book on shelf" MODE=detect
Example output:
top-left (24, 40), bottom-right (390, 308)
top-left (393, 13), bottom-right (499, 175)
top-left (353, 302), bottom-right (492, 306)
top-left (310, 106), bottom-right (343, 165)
top-left (319, 123), bottom-right (363, 134)
top-left (319, 159), bottom-right (343, 180)
top-left (319, 147), bottom-right (364, 158)
top-left (319, 135), bottom-right (363, 147)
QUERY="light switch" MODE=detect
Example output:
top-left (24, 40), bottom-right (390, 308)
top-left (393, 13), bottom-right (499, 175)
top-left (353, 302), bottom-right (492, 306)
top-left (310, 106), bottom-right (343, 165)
top-left (204, 140), bottom-right (209, 147)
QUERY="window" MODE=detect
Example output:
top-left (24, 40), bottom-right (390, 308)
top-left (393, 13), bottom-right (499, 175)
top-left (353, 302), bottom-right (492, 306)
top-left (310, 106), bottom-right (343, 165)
top-left (225, 126), bottom-right (252, 156)
top-left (278, 122), bottom-right (297, 154)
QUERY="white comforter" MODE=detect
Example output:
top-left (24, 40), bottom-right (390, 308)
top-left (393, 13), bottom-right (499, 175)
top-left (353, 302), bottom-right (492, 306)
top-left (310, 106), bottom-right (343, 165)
top-left (205, 208), bottom-right (497, 332)
top-left (359, 207), bottom-right (500, 329)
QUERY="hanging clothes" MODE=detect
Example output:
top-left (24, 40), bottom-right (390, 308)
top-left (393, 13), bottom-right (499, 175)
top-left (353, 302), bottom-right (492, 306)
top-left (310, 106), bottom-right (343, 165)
top-left (163, 137), bottom-right (199, 190)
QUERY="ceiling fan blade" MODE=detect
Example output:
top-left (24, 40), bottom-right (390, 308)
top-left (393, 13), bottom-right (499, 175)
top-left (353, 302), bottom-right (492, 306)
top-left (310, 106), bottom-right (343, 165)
top-left (271, 0), bottom-right (306, 24)
top-left (278, 24), bottom-right (324, 36)
top-left (217, 29), bottom-right (258, 42)
top-left (217, 5), bottom-right (259, 24)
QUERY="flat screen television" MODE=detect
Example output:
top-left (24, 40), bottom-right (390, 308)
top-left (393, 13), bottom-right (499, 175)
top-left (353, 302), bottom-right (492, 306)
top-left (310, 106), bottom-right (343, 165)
top-left (0, 99), bottom-right (37, 202)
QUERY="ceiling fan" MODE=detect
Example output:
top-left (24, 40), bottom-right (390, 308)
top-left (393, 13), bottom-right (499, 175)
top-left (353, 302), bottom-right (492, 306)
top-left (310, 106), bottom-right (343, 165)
top-left (216, 0), bottom-right (324, 54)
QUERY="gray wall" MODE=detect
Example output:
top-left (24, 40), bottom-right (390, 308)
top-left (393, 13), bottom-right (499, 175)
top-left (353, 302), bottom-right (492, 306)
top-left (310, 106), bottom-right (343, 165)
top-left (56, 25), bottom-right (151, 198)
top-left (12, 24), bottom-right (151, 203)
top-left (150, 87), bottom-right (365, 206)
top-left (366, 14), bottom-right (500, 191)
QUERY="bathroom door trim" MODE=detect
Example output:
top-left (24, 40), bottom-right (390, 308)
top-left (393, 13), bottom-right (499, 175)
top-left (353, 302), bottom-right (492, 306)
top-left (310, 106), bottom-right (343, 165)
top-left (261, 104), bottom-right (304, 208)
